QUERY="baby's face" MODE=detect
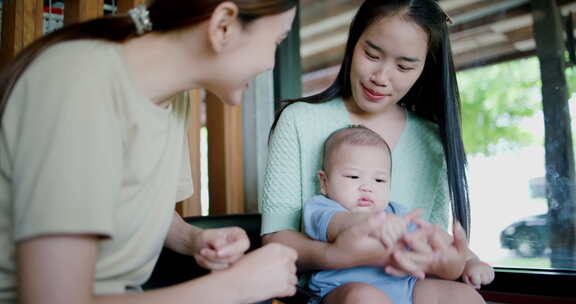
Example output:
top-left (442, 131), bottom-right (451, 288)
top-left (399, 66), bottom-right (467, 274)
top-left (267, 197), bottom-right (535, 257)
top-left (319, 144), bottom-right (391, 212)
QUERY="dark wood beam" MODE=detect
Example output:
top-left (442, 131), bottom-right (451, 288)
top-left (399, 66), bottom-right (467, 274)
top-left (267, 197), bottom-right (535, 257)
top-left (205, 92), bottom-right (245, 215)
top-left (64, 0), bottom-right (104, 25)
top-left (274, 2), bottom-right (302, 108)
top-left (0, 0), bottom-right (43, 67)
top-left (175, 90), bottom-right (203, 217)
top-left (116, 0), bottom-right (147, 14)
top-left (456, 49), bottom-right (536, 71)
top-left (531, 0), bottom-right (576, 269)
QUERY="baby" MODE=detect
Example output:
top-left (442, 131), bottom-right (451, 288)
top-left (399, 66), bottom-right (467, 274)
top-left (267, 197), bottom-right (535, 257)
top-left (303, 125), bottom-right (494, 304)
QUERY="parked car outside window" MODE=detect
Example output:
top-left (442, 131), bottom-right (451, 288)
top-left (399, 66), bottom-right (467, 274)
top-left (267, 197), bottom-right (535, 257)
top-left (500, 213), bottom-right (549, 257)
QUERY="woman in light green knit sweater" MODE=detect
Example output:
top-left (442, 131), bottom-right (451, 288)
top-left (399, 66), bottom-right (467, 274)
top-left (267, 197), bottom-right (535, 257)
top-left (262, 0), bottom-right (480, 299)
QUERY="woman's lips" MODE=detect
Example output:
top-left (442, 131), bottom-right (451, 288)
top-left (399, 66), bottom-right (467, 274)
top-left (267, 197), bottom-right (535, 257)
top-left (361, 83), bottom-right (388, 102)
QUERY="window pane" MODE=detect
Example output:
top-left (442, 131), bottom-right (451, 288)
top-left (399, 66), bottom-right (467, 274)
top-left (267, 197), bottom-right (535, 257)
top-left (461, 2), bottom-right (576, 269)
top-left (463, 58), bottom-right (576, 270)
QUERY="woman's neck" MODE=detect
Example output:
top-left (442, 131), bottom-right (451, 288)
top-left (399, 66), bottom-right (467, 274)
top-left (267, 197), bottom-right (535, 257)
top-left (121, 29), bottom-right (210, 107)
top-left (343, 97), bottom-right (405, 123)
top-left (343, 97), bottom-right (407, 148)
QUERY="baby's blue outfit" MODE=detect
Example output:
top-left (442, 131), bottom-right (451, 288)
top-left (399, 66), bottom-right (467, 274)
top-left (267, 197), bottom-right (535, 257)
top-left (303, 195), bottom-right (418, 304)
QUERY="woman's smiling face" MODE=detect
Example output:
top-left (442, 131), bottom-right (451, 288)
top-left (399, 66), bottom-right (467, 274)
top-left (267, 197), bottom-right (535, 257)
top-left (348, 15), bottom-right (429, 114)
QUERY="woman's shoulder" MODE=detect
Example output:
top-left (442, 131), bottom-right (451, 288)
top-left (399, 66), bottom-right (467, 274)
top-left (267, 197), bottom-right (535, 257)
top-left (28, 40), bottom-right (118, 76)
top-left (277, 98), bottom-right (348, 136)
top-left (407, 111), bottom-right (441, 140)
top-left (282, 98), bottom-right (345, 116)
top-left (404, 110), bottom-right (444, 155)
top-left (407, 110), bottom-right (438, 131)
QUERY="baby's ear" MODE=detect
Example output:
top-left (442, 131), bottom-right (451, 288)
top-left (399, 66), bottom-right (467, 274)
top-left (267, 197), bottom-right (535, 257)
top-left (317, 170), bottom-right (328, 195)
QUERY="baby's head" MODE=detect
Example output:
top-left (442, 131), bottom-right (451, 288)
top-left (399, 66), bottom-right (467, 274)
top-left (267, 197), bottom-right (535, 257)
top-left (318, 125), bottom-right (392, 212)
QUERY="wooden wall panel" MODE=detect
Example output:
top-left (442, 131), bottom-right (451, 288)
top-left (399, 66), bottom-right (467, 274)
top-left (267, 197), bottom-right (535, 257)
top-left (206, 92), bottom-right (245, 215)
top-left (0, 0), bottom-right (43, 67)
top-left (176, 90), bottom-right (203, 217)
top-left (64, 0), bottom-right (104, 25)
top-left (116, 0), bottom-right (148, 14)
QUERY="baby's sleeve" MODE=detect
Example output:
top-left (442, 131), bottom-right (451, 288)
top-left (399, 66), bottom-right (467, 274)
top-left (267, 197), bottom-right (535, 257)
top-left (303, 197), bottom-right (343, 242)
top-left (175, 134), bottom-right (194, 202)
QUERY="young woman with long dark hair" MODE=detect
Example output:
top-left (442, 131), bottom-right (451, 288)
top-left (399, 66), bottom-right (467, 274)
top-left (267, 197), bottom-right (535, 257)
top-left (0, 1), bottom-right (298, 303)
top-left (261, 1), bottom-right (493, 302)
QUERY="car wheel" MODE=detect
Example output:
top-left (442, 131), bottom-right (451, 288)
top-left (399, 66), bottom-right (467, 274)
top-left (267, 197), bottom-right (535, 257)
top-left (513, 227), bottom-right (546, 257)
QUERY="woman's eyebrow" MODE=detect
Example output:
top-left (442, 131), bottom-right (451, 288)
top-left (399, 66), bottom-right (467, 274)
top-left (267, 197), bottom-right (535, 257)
top-left (365, 40), bottom-right (421, 62)
top-left (365, 40), bottom-right (384, 53)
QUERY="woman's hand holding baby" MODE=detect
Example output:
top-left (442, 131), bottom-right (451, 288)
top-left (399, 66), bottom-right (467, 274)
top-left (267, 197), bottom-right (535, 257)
top-left (385, 226), bottom-right (436, 279)
top-left (327, 212), bottom-right (401, 268)
top-left (326, 209), bottom-right (423, 269)
top-left (425, 221), bottom-right (469, 280)
top-left (378, 209), bottom-right (422, 249)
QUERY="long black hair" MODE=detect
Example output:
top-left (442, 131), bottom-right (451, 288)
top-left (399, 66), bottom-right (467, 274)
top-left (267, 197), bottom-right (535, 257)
top-left (0, 0), bottom-right (297, 119)
top-left (271, 0), bottom-right (471, 235)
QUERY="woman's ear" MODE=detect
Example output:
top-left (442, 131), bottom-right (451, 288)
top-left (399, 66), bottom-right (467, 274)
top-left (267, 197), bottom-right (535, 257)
top-left (208, 2), bottom-right (240, 53)
top-left (317, 170), bottom-right (328, 195)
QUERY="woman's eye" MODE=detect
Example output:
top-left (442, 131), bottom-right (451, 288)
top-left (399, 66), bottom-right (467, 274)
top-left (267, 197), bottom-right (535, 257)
top-left (398, 65), bottom-right (414, 71)
top-left (345, 175), bottom-right (359, 179)
top-left (364, 50), bottom-right (379, 60)
top-left (375, 179), bottom-right (387, 183)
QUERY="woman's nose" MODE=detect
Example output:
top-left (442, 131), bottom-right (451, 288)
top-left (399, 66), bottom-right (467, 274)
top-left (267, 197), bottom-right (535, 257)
top-left (370, 66), bottom-right (391, 87)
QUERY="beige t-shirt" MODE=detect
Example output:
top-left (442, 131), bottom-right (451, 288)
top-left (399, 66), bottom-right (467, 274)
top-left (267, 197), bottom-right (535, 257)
top-left (0, 40), bottom-right (194, 302)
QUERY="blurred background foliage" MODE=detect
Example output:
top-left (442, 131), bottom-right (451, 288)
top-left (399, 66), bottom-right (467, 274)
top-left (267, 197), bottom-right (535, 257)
top-left (458, 57), bottom-right (576, 156)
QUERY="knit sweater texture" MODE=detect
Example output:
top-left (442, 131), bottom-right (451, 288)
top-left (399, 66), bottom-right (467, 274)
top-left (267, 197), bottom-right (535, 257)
top-left (261, 98), bottom-right (450, 234)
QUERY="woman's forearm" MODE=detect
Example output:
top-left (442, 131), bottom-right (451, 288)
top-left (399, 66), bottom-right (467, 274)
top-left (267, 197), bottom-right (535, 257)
top-left (263, 230), bottom-right (334, 271)
top-left (264, 215), bottom-right (395, 272)
top-left (91, 271), bottom-right (247, 304)
top-left (164, 212), bottom-right (201, 256)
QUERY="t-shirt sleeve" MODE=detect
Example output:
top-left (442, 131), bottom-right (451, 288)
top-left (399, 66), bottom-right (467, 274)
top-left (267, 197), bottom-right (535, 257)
top-left (175, 135), bottom-right (194, 202)
top-left (303, 197), bottom-right (344, 242)
top-left (5, 43), bottom-right (123, 241)
top-left (260, 106), bottom-right (303, 234)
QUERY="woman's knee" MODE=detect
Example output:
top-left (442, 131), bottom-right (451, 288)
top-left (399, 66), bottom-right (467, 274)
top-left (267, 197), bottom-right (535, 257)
top-left (323, 282), bottom-right (391, 304)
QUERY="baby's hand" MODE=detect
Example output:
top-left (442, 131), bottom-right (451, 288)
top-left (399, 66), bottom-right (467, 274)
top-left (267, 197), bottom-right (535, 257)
top-left (378, 213), bottom-right (406, 249)
top-left (379, 209), bottom-right (422, 249)
top-left (462, 259), bottom-right (495, 289)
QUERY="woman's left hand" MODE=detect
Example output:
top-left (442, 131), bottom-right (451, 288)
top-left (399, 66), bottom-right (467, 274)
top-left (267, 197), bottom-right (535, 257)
top-left (191, 227), bottom-right (250, 271)
top-left (424, 220), bottom-right (469, 280)
top-left (385, 225), bottom-right (436, 279)
top-left (385, 220), bottom-right (469, 280)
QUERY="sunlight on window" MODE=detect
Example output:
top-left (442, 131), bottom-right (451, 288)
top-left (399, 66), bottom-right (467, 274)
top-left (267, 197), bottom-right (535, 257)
top-left (200, 127), bottom-right (209, 216)
top-left (462, 58), bottom-right (576, 270)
